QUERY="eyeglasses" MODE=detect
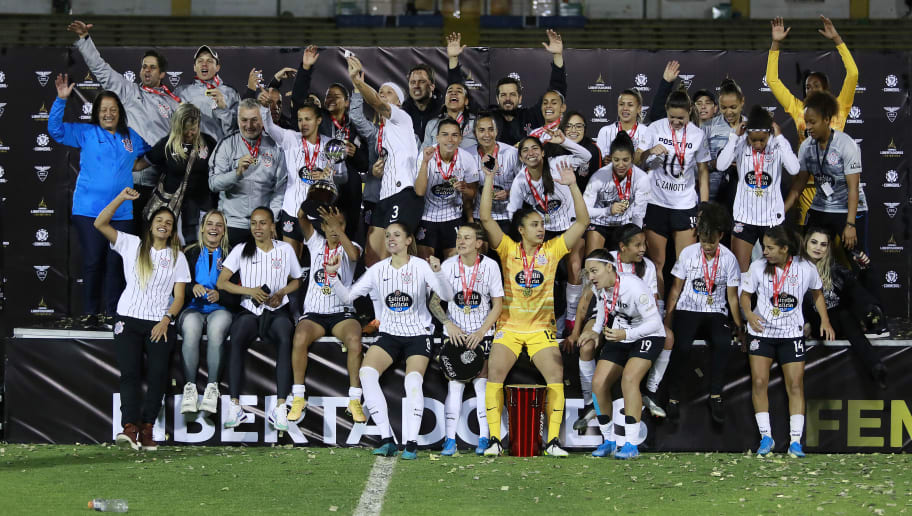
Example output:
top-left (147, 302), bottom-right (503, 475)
top-left (565, 123), bottom-right (585, 130)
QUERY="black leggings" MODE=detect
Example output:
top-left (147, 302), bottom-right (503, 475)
top-left (113, 316), bottom-right (176, 425)
top-left (228, 307), bottom-right (294, 398)
top-left (668, 311), bottom-right (734, 397)
top-left (806, 304), bottom-right (882, 376)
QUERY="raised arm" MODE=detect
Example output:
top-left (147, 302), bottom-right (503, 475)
top-left (715, 130), bottom-right (744, 171)
top-left (479, 164), bottom-right (505, 249)
top-left (767, 17), bottom-right (803, 123)
top-left (68, 20), bottom-right (135, 102)
top-left (347, 56), bottom-right (391, 120)
top-left (648, 61), bottom-right (678, 123)
top-left (48, 74), bottom-right (85, 147)
top-left (94, 187), bottom-right (139, 244)
top-left (819, 16), bottom-right (859, 123)
top-left (291, 45), bottom-right (319, 110)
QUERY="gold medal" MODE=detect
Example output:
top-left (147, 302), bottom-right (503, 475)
top-left (463, 305), bottom-right (471, 314)
top-left (522, 287), bottom-right (532, 297)
top-left (321, 285), bottom-right (332, 295)
top-left (251, 158), bottom-right (259, 166)
top-left (707, 296), bottom-right (713, 305)
top-left (753, 188), bottom-right (763, 197)
top-left (771, 307), bottom-right (781, 316)
top-left (544, 214), bottom-right (551, 225)
top-left (449, 177), bottom-right (458, 186)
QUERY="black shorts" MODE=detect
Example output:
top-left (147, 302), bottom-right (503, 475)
top-left (747, 336), bottom-right (808, 364)
top-left (441, 336), bottom-right (493, 358)
top-left (297, 311), bottom-right (355, 334)
top-left (587, 224), bottom-right (622, 249)
top-left (417, 219), bottom-right (461, 250)
top-left (732, 220), bottom-right (770, 247)
top-left (644, 204), bottom-right (697, 238)
top-left (371, 188), bottom-right (425, 234)
top-left (373, 332), bottom-right (434, 361)
top-left (599, 336), bottom-right (665, 366)
top-left (277, 210), bottom-right (304, 242)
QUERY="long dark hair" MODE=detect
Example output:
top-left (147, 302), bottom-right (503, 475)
top-left (91, 90), bottom-right (129, 136)
top-left (718, 78), bottom-right (744, 102)
top-left (763, 224), bottom-right (801, 275)
top-left (518, 136), bottom-right (554, 195)
top-left (696, 201), bottom-right (732, 241)
top-left (615, 223), bottom-right (645, 278)
top-left (243, 206), bottom-right (274, 259)
top-left (137, 206), bottom-right (179, 289)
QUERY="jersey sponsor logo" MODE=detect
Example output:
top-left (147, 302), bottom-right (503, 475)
top-left (430, 181), bottom-right (457, 198)
top-left (883, 74), bottom-right (901, 93)
top-left (884, 202), bottom-right (900, 219)
top-left (770, 293), bottom-right (798, 313)
top-left (691, 277), bottom-right (713, 296)
top-left (313, 267), bottom-right (330, 286)
top-left (743, 171), bottom-right (772, 190)
top-left (884, 106), bottom-right (900, 123)
top-left (514, 269), bottom-right (545, 289)
top-left (884, 270), bottom-right (901, 289)
top-left (534, 198), bottom-right (562, 215)
top-left (35, 71), bottom-right (52, 86)
top-left (656, 137), bottom-right (693, 149)
top-left (883, 170), bottom-right (900, 188)
top-left (385, 290), bottom-right (413, 311)
top-left (455, 290), bottom-right (482, 309)
top-left (34, 133), bottom-right (51, 152)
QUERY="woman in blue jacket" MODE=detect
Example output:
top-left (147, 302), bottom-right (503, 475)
top-left (49, 73), bottom-right (150, 329)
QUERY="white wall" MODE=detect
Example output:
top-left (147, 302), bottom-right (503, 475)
top-left (869, 0), bottom-right (903, 18)
top-left (71, 0), bottom-right (171, 15)
top-left (750, 0), bottom-right (850, 19)
top-left (0, 0), bottom-right (51, 14)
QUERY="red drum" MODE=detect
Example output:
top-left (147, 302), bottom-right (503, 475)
top-left (505, 384), bottom-right (546, 457)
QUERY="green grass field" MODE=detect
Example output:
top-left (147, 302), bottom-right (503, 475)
top-left (1, 444), bottom-right (909, 515)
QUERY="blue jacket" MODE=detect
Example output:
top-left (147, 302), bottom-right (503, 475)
top-left (48, 97), bottom-right (150, 220)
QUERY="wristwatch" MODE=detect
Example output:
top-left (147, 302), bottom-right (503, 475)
top-left (165, 313), bottom-right (176, 324)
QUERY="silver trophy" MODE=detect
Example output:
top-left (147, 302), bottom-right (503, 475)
top-left (323, 138), bottom-right (347, 164)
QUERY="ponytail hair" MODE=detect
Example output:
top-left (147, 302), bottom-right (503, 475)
top-left (518, 136), bottom-right (554, 195)
top-left (609, 130), bottom-right (635, 158)
top-left (387, 221), bottom-right (418, 256)
top-left (665, 85), bottom-right (693, 113)
top-left (763, 224), bottom-right (801, 275)
top-left (242, 206), bottom-right (275, 259)
top-left (615, 223), bottom-right (646, 279)
top-left (745, 105), bottom-right (774, 132)
top-left (718, 77), bottom-right (744, 102)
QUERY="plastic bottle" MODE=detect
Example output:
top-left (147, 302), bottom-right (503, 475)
top-left (88, 499), bottom-right (128, 512)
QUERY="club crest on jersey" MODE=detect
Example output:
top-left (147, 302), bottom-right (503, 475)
top-left (401, 272), bottom-right (412, 284)
top-left (385, 290), bottom-right (413, 312)
top-left (122, 138), bottom-right (133, 152)
top-left (272, 257), bottom-right (283, 269)
top-left (158, 257), bottom-right (171, 268)
top-left (282, 220), bottom-right (294, 233)
top-left (535, 254), bottom-right (547, 266)
top-left (199, 145), bottom-right (209, 159)
top-left (157, 102), bottom-right (171, 118)
top-left (262, 154), bottom-right (273, 168)
top-left (826, 152), bottom-right (841, 166)
top-left (638, 293), bottom-right (650, 305)
top-left (114, 321), bottom-right (124, 335)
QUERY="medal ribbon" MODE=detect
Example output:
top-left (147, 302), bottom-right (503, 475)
top-left (524, 167), bottom-right (549, 215)
top-left (376, 121), bottom-right (385, 154)
top-left (195, 75), bottom-right (222, 89)
top-left (701, 246), bottom-right (720, 299)
top-left (751, 148), bottom-right (766, 192)
top-left (603, 274), bottom-right (621, 319)
top-left (670, 123), bottom-right (687, 168)
top-left (331, 115), bottom-right (350, 140)
top-left (771, 257), bottom-right (793, 311)
top-left (435, 145), bottom-right (459, 182)
top-left (141, 84), bottom-right (181, 103)
top-left (619, 121), bottom-right (638, 142)
top-left (520, 244), bottom-right (541, 290)
top-left (323, 241), bottom-right (341, 281)
top-left (613, 169), bottom-right (632, 201)
top-left (459, 254), bottom-right (481, 309)
top-left (242, 136), bottom-right (261, 159)
top-left (529, 118), bottom-right (561, 138)
top-left (302, 137), bottom-right (321, 172)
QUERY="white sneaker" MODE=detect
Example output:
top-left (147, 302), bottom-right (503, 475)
top-left (644, 395), bottom-right (667, 418)
top-left (269, 403), bottom-right (289, 431)
top-left (544, 438), bottom-right (569, 457)
top-left (180, 382), bottom-right (199, 414)
top-left (224, 401), bottom-right (248, 428)
top-left (199, 383), bottom-right (219, 414)
top-left (483, 438), bottom-right (504, 457)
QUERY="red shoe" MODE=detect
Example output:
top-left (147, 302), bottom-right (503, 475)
top-left (362, 319), bottom-right (380, 335)
top-left (140, 423), bottom-right (159, 451)
top-left (115, 423), bottom-right (140, 451)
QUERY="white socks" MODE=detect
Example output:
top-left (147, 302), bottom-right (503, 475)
top-left (612, 399), bottom-right (626, 447)
top-left (292, 384), bottom-right (306, 398)
top-left (755, 411), bottom-right (771, 438)
top-left (359, 366), bottom-right (391, 439)
top-left (646, 349), bottom-right (671, 393)
top-left (403, 371), bottom-right (424, 443)
top-left (348, 386), bottom-right (362, 402)
top-left (473, 377), bottom-right (489, 439)
top-left (579, 359), bottom-right (596, 405)
top-left (565, 282), bottom-right (583, 321)
top-left (790, 414), bottom-right (804, 443)
top-left (444, 380), bottom-right (465, 440)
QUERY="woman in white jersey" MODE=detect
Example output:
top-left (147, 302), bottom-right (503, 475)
top-left (643, 88), bottom-right (711, 296)
top-left (595, 89), bottom-right (656, 165)
top-left (663, 202), bottom-right (743, 424)
top-left (415, 118), bottom-right (481, 259)
top-left (95, 188), bottom-right (191, 451)
top-left (325, 222), bottom-right (455, 460)
top-left (716, 105), bottom-right (799, 272)
top-left (347, 56), bottom-right (423, 267)
top-left (472, 112), bottom-right (519, 235)
top-left (579, 248), bottom-right (666, 460)
top-left (217, 207), bottom-right (303, 432)
top-left (740, 225), bottom-right (834, 458)
top-left (428, 222), bottom-right (504, 456)
top-left (527, 90), bottom-right (565, 144)
top-left (287, 204), bottom-right (366, 424)
top-left (258, 101), bottom-right (345, 257)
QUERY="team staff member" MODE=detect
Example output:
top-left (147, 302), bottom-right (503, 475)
top-left (423, 81), bottom-right (478, 149)
top-left (178, 210), bottom-right (237, 415)
top-left (174, 45), bottom-right (240, 140)
top-left (50, 74), bottom-right (150, 329)
top-left (643, 89), bottom-right (711, 297)
top-left (209, 99), bottom-right (287, 246)
top-left (288, 205), bottom-right (366, 424)
top-left (579, 249), bottom-right (665, 460)
top-left (740, 225), bottom-right (834, 458)
top-left (663, 202), bottom-right (742, 424)
top-left (701, 79), bottom-right (746, 204)
top-left (429, 223), bottom-right (504, 456)
top-left (472, 113), bottom-right (519, 234)
top-left (348, 56), bottom-right (424, 266)
top-left (595, 89), bottom-right (656, 165)
top-left (218, 207), bottom-right (303, 432)
top-left (243, 66), bottom-right (298, 129)
top-left (415, 119), bottom-right (481, 258)
top-left (325, 223), bottom-right (455, 460)
top-left (716, 106), bottom-right (799, 272)
top-left (693, 90), bottom-right (718, 126)
top-left (95, 188), bottom-right (190, 451)
top-left (767, 16), bottom-right (858, 227)
top-left (478, 158), bottom-right (589, 458)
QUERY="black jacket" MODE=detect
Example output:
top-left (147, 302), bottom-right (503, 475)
top-left (488, 63), bottom-right (567, 146)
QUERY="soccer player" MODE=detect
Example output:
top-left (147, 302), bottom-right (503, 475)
top-left (414, 119), bottom-right (481, 259)
top-left (700, 79), bottom-right (746, 204)
top-left (595, 89), bottom-right (657, 165)
top-left (716, 105), bottom-right (799, 272)
top-left (287, 205), bottom-right (366, 424)
top-left (422, 81), bottom-right (477, 150)
top-left (663, 202), bottom-right (743, 423)
top-left (580, 248), bottom-right (665, 460)
top-left (740, 225), bottom-right (834, 458)
top-left (527, 90), bottom-right (566, 144)
top-left (325, 223), bottom-right (455, 460)
top-left (478, 157), bottom-right (589, 458)
top-left (557, 112), bottom-right (602, 190)
top-left (471, 113), bottom-right (519, 234)
top-left (429, 223), bottom-right (504, 455)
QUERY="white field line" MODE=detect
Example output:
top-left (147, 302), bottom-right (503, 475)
top-left (353, 456), bottom-right (397, 516)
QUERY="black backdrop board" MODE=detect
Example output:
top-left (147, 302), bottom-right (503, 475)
top-left (0, 46), bottom-right (908, 326)
top-left (4, 335), bottom-right (911, 452)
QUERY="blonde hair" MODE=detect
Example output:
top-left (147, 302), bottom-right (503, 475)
top-left (166, 103), bottom-right (203, 161)
top-left (137, 207), bottom-right (181, 290)
top-left (191, 210), bottom-right (230, 254)
top-left (803, 229), bottom-right (834, 292)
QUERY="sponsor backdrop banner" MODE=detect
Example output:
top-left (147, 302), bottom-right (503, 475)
top-left (4, 336), bottom-right (911, 452)
top-left (0, 46), bottom-right (909, 324)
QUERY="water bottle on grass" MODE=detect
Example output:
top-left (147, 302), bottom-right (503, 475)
top-left (88, 499), bottom-right (128, 512)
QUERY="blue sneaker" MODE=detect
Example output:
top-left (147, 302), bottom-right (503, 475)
top-left (756, 436), bottom-right (775, 456)
top-left (401, 449), bottom-right (418, 460)
top-left (615, 442), bottom-right (639, 460)
top-left (373, 442), bottom-right (398, 457)
top-left (475, 437), bottom-right (489, 456)
top-left (788, 442), bottom-right (806, 458)
top-left (441, 438), bottom-right (457, 456)
top-left (592, 440), bottom-right (616, 457)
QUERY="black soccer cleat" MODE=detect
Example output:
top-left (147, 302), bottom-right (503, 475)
top-left (709, 396), bottom-right (725, 424)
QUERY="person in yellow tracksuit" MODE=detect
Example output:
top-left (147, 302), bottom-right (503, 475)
top-left (766, 15), bottom-right (858, 226)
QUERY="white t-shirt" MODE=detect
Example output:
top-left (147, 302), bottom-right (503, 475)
top-left (716, 133), bottom-right (800, 227)
top-left (223, 240), bottom-right (303, 316)
top-left (741, 256), bottom-right (822, 339)
top-left (583, 164), bottom-right (650, 227)
top-left (420, 147), bottom-right (481, 222)
top-left (592, 273), bottom-right (666, 343)
top-left (440, 254), bottom-right (504, 336)
top-left (670, 243), bottom-right (741, 315)
top-left (610, 250), bottom-right (658, 297)
top-left (472, 142), bottom-right (519, 221)
top-left (645, 119), bottom-right (711, 209)
top-left (595, 121), bottom-right (656, 159)
top-left (333, 256), bottom-right (455, 337)
top-left (302, 232), bottom-right (361, 315)
top-left (112, 232), bottom-right (191, 321)
top-left (378, 104), bottom-right (420, 200)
